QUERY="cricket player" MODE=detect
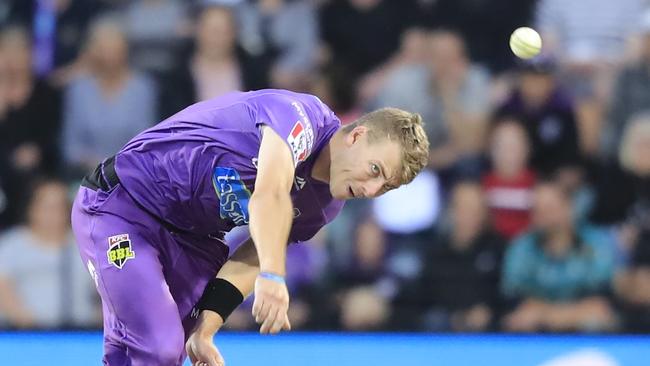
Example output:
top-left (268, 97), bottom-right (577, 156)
top-left (70, 89), bottom-right (429, 366)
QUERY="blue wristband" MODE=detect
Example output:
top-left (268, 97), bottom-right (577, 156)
top-left (258, 271), bottom-right (286, 284)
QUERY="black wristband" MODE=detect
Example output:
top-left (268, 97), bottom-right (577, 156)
top-left (197, 278), bottom-right (244, 321)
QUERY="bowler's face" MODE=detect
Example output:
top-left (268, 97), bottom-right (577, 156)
top-left (329, 127), bottom-right (402, 200)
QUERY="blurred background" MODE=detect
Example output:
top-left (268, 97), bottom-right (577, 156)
top-left (0, 0), bottom-right (650, 364)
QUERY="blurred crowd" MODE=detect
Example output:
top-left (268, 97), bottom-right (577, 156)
top-left (0, 0), bottom-right (650, 334)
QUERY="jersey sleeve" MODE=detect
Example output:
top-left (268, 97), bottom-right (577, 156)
top-left (254, 94), bottom-right (318, 168)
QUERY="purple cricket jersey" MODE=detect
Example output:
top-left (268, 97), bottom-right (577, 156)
top-left (70, 89), bottom-right (346, 365)
top-left (114, 89), bottom-right (344, 247)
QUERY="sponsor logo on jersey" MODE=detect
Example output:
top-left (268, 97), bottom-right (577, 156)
top-left (213, 167), bottom-right (252, 226)
top-left (287, 121), bottom-right (309, 163)
top-left (107, 234), bottom-right (135, 269)
top-left (291, 101), bottom-right (314, 151)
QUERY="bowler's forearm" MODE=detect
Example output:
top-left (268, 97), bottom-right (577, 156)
top-left (248, 191), bottom-right (292, 276)
top-left (194, 239), bottom-right (260, 335)
top-left (216, 238), bottom-right (259, 297)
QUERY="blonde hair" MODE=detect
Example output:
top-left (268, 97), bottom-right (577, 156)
top-left (344, 107), bottom-right (430, 185)
top-left (619, 112), bottom-right (650, 172)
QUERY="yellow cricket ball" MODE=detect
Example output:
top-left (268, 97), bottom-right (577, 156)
top-left (509, 27), bottom-right (542, 59)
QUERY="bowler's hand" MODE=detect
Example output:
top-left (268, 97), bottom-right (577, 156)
top-left (186, 311), bottom-right (225, 366)
top-left (252, 274), bottom-right (291, 334)
top-left (186, 331), bottom-right (225, 366)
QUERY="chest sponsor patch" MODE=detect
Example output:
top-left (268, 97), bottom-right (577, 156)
top-left (107, 234), bottom-right (135, 269)
top-left (212, 166), bottom-right (252, 226)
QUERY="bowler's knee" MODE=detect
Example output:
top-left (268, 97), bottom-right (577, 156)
top-left (132, 329), bottom-right (185, 366)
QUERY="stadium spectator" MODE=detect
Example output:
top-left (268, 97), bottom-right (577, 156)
top-left (159, 5), bottom-right (252, 119)
top-left (414, 0), bottom-right (538, 74)
top-left (61, 16), bottom-right (156, 177)
top-left (406, 182), bottom-right (504, 332)
top-left (371, 31), bottom-right (491, 184)
top-left (590, 114), bottom-right (650, 229)
top-left (310, 62), bottom-right (362, 124)
top-left (534, 0), bottom-right (646, 157)
top-left (319, 0), bottom-right (417, 80)
top-left (4, 0), bottom-right (103, 85)
top-left (482, 118), bottom-right (535, 240)
top-left (333, 220), bottom-right (392, 331)
top-left (0, 26), bottom-right (61, 228)
top-left (603, 11), bottom-right (650, 158)
top-left (495, 57), bottom-right (581, 178)
top-left (0, 179), bottom-right (99, 329)
top-left (123, 0), bottom-right (191, 79)
top-left (589, 115), bottom-right (650, 332)
top-left (502, 182), bottom-right (617, 332)
top-left (236, 0), bottom-right (318, 90)
top-left (614, 230), bottom-right (650, 333)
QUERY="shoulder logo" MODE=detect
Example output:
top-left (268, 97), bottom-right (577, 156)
top-left (288, 101), bottom-right (314, 164)
top-left (107, 234), bottom-right (135, 269)
top-left (288, 121), bottom-right (309, 163)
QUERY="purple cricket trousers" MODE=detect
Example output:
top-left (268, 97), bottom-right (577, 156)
top-left (71, 183), bottom-right (229, 365)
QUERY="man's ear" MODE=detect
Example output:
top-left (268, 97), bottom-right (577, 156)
top-left (345, 125), bottom-right (368, 146)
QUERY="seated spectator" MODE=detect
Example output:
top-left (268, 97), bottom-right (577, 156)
top-left (160, 5), bottom-right (252, 119)
top-left (535, 0), bottom-right (646, 156)
top-left (62, 16), bottom-right (157, 177)
top-left (603, 12), bottom-right (650, 158)
top-left (236, 0), bottom-right (318, 90)
top-left (0, 26), bottom-right (62, 228)
top-left (0, 179), bottom-right (99, 329)
top-left (123, 0), bottom-right (191, 79)
top-left (371, 30), bottom-right (491, 184)
top-left (594, 114), bottom-right (650, 332)
top-left (590, 113), bottom-right (650, 228)
top-left (502, 182), bottom-right (617, 333)
top-left (310, 62), bottom-right (362, 125)
top-left (482, 118), bottom-right (536, 240)
top-left (5, 0), bottom-right (101, 85)
top-left (406, 182), bottom-right (504, 332)
top-left (496, 57), bottom-right (581, 179)
top-left (340, 286), bottom-right (390, 331)
top-left (332, 220), bottom-right (393, 331)
top-left (319, 0), bottom-right (417, 80)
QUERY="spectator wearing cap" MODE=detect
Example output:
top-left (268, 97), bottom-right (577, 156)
top-left (604, 10), bottom-right (650, 159)
top-left (535, 0), bottom-right (646, 157)
top-left (495, 57), bottom-right (581, 179)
